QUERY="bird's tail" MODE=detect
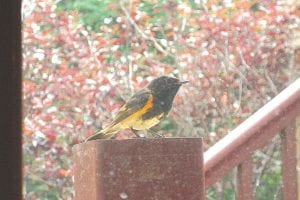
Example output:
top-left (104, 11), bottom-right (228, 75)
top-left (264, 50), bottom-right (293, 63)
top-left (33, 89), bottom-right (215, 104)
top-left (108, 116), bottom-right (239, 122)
top-left (85, 125), bottom-right (121, 142)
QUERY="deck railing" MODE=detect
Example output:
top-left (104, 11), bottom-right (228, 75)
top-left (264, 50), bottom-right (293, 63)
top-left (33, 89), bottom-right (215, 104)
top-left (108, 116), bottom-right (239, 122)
top-left (204, 78), bottom-right (300, 199)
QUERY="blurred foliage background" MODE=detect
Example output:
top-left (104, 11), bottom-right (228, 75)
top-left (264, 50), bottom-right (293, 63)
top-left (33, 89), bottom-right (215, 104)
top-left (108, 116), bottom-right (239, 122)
top-left (22, 0), bottom-right (299, 199)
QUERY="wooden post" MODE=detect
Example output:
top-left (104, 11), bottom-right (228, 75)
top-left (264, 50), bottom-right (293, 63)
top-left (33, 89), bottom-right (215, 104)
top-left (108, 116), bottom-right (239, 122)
top-left (73, 138), bottom-right (204, 200)
top-left (236, 156), bottom-right (253, 200)
top-left (281, 122), bottom-right (298, 200)
top-left (0, 1), bottom-right (22, 200)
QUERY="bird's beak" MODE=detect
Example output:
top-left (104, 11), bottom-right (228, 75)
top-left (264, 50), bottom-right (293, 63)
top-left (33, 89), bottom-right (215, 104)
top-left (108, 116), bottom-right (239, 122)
top-left (179, 80), bottom-right (189, 84)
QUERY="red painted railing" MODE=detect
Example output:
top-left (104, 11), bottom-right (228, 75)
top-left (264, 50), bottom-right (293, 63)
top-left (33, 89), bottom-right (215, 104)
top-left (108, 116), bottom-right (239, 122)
top-left (204, 78), bottom-right (300, 199)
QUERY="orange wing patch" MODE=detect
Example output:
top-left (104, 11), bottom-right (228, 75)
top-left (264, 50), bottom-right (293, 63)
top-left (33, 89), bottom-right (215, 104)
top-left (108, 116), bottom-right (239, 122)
top-left (119, 94), bottom-right (154, 129)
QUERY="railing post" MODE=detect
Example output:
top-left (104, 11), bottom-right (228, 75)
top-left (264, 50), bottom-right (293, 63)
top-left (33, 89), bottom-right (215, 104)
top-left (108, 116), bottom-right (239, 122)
top-left (236, 156), bottom-right (253, 200)
top-left (73, 138), bottom-right (205, 200)
top-left (281, 122), bottom-right (298, 200)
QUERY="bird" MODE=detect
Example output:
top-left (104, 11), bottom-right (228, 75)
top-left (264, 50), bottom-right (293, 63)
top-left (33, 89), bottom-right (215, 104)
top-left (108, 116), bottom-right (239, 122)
top-left (85, 76), bottom-right (188, 141)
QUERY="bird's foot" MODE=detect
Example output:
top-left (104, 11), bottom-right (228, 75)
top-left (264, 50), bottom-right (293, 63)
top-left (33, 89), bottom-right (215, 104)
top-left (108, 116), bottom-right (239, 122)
top-left (131, 128), bottom-right (144, 138)
top-left (148, 128), bottom-right (164, 138)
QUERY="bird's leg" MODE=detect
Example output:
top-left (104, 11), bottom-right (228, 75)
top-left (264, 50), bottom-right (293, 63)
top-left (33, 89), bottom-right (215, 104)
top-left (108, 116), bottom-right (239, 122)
top-left (131, 128), bottom-right (141, 138)
top-left (148, 128), bottom-right (164, 138)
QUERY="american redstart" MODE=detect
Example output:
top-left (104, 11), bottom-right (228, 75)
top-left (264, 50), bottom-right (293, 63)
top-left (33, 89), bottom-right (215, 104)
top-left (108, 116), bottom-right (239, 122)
top-left (85, 76), bottom-right (188, 141)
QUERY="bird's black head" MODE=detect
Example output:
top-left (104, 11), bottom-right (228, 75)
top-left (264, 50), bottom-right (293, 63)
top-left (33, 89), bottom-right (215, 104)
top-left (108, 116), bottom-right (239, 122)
top-left (147, 76), bottom-right (188, 108)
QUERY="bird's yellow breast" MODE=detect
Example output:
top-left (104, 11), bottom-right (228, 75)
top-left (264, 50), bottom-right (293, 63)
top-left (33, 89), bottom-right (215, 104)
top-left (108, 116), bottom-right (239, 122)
top-left (131, 113), bottom-right (164, 130)
top-left (119, 112), bottom-right (164, 130)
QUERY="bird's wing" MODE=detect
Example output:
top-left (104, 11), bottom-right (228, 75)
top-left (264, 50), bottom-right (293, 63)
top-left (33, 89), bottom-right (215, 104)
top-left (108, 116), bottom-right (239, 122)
top-left (110, 89), bottom-right (152, 126)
